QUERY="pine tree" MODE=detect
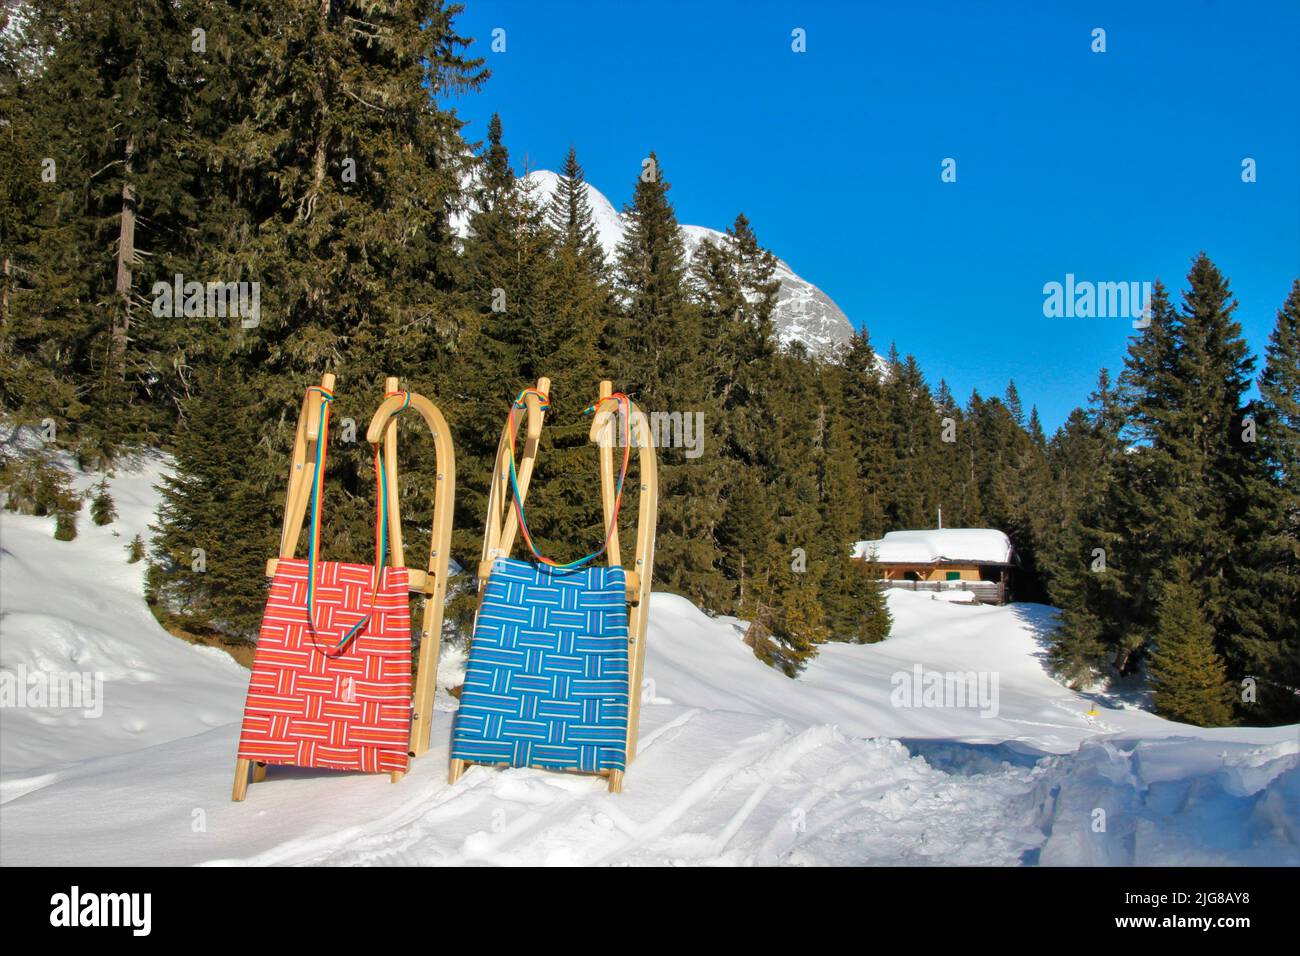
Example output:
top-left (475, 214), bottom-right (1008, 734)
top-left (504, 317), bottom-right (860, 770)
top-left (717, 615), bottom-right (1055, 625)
top-left (547, 146), bottom-right (606, 279)
top-left (690, 211), bottom-right (782, 610)
top-left (609, 152), bottom-right (720, 603)
top-left (90, 479), bottom-right (116, 526)
top-left (0, 0), bottom-right (205, 459)
top-left (149, 1), bottom-right (487, 638)
top-left (149, 364), bottom-right (279, 638)
top-left (819, 364), bottom-right (891, 643)
top-left (1241, 280), bottom-right (1300, 722)
top-left (1004, 380), bottom-right (1024, 426)
top-left (526, 147), bottom-right (616, 561)
top-left (1147, 564), bottom-right (1237, 726)
top-left (1054, 256), bottom-right (1276, 725)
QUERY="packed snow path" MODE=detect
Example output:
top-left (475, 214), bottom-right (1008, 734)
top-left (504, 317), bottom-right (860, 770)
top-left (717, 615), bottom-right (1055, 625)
top-left (1, 455), bottom-right (1296, 866)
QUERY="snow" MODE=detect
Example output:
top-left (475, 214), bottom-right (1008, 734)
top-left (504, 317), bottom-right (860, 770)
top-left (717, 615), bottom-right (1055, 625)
top-left (0, 451), bottom-right (246, 791)
top-left (853, 528), bottom-right (1015, 565)
top-left (1, 457), bottom-right (1296, 866)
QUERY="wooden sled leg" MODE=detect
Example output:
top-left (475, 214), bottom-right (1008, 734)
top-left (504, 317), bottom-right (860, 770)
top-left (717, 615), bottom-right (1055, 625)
top-left (390, 771), bottom-right (405, 784)
top-left (252, 761), bottom-right (267, 783)
top-left (449, 758), bottom-right (466, 785)
top-left (607, 769), bottom-right (624, 794)
top-left (232, 758), bottom-right (252, 802)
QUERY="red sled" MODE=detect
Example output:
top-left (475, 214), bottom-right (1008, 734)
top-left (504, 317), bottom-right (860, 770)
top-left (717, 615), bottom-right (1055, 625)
top-left (232, 375), bottom-right (457, 801)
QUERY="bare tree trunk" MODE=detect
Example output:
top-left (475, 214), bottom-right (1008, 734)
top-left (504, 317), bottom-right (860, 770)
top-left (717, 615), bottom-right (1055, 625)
top-left (111, 135), bottom-right (136, 379)
top-left (2, 254), bottom-right (10, 326)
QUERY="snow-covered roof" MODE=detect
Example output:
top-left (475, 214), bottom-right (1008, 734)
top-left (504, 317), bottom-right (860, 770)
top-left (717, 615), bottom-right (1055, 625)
top-left (851, 529), bottom-right (1014, 565)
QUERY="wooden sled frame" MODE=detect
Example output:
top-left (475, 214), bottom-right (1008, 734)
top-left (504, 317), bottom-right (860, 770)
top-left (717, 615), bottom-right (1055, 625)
top-left (232, 374), bottom-right (456, 801)
top-left (448, 378), bottom-right (658, 793)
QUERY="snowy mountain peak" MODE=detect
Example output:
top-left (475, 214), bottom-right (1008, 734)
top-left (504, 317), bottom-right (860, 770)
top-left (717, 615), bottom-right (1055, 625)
top-left (524, 170), bottom-right (857, 357)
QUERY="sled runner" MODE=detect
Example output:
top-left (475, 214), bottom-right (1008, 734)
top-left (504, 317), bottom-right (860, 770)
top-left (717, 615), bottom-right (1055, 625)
top-left (231, 375), bottom-right (455, 801)
top-left (449, 379), bottom-right (658, 793)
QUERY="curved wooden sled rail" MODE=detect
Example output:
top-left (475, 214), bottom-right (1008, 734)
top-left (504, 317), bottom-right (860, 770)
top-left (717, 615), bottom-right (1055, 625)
top-left (362, 385), bottom-right (457, 761)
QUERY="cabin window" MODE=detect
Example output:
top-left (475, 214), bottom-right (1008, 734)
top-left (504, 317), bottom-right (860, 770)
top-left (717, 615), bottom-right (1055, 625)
top-left (946, 571), bottom-right (961, 581)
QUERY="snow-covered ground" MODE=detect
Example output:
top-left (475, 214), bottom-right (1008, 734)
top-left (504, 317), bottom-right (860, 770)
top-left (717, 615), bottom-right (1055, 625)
top-left (0, 456), bottom-right (1296, 866)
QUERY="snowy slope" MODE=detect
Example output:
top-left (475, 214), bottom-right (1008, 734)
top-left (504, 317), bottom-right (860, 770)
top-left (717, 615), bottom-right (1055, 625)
top-left (0, 459), bottom-right (1296, 866)
top-left (526, 169), bottom-right (858, 357)
top-left (0, 452), bottom-right (247, 798)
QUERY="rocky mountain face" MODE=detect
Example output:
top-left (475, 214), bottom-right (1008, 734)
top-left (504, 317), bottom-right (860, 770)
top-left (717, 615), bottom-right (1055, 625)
top-left (526, 170), bottom-right (856, 357)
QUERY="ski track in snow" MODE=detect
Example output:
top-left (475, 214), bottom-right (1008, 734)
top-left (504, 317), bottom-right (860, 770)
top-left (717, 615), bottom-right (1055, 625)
top-left (1, 455), bottom-right (1297, 866)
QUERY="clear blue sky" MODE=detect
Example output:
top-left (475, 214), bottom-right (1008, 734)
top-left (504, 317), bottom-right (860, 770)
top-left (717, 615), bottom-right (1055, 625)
top-left (446, 0), bottom-right (1300, 431)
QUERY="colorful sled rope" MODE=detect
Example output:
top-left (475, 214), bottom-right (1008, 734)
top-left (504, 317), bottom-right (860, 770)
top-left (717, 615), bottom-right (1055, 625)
top-left (302, 386), bottom-right (413, 656)
top-left (503, 386), bottom-right (632, 572)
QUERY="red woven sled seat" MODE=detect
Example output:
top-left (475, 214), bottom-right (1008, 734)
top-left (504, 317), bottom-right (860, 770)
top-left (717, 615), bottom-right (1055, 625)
top-left (237, 558), bottom-right (412, 773)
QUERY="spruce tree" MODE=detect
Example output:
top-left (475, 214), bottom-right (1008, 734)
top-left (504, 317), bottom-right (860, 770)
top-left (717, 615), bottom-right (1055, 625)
top-left (1047, 369), bottom-right (1127, 683)
top-left (547, 146), bottom-right (607, 279)
top-left (148, 1), bottom-right (487, 639)
top-left (881, 352), bottom-right (940, 529)
top-left (1147, 564), bottom-right (1237, 726)
top-left (771, 578), bottom-right (828, 674)
top-left (527, 147), bottom-right (615, 561)
top-left (1242, 280), bottom-right (1300, 722)
top-left (838, 331), bottom-right (889, 536)
top-left (1260, 281), bottom-right (1300, 494)
top-left (1004, 380), bottom-right (1024, 426)
top-left (1054, 256), bottom-right (1274, 726)
top-left (0, 0), bottom-right (204, 458)
top-left (149, 363), bottom-right (278, 638)
top-left (610, 152), bottom-right (720, 603)
top-left (452, 116), bottom-right (553, 556)
top-left (717, 469), bottom-right (775, 612)
top-left (690, 211), bottom-right (782, 611)
top-left (819, 364), bottom-right (891, 642)
top-left (90, 479), bottom-right (117, 526)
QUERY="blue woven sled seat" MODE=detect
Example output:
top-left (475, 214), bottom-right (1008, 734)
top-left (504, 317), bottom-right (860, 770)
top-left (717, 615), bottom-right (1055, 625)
top-left (451, 557), bottom-right (629, 773)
